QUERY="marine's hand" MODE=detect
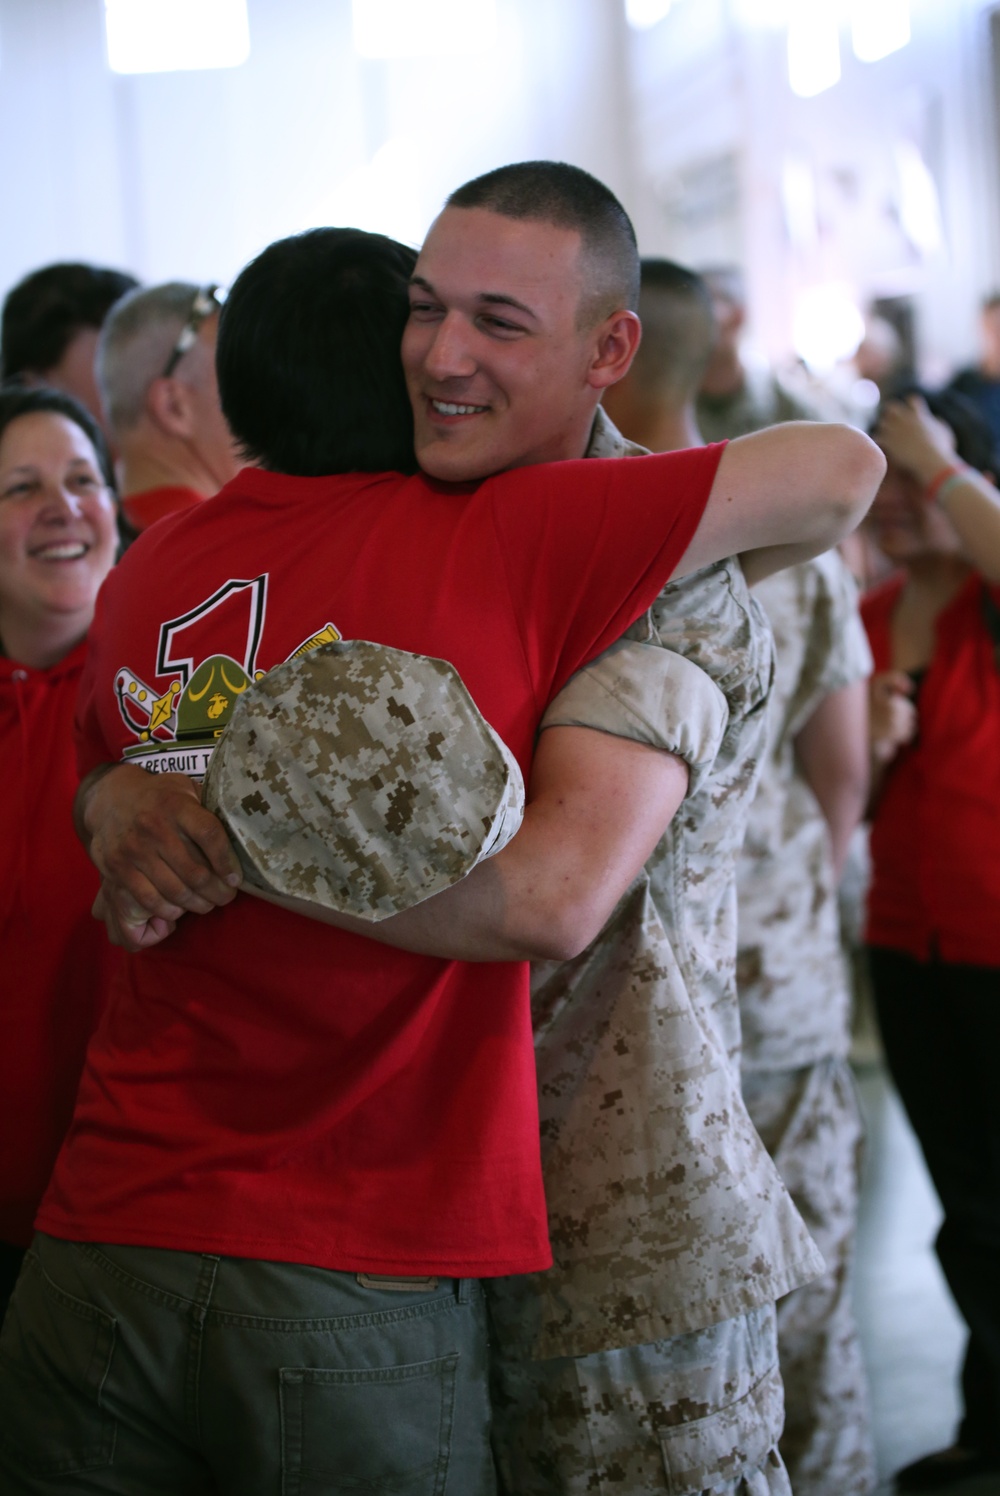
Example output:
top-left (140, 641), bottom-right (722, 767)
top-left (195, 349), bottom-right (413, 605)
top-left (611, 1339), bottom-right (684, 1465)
top-left (78, 764), bottom-right (242, 932)
top-left (869, 670), bottom-right (918, 764)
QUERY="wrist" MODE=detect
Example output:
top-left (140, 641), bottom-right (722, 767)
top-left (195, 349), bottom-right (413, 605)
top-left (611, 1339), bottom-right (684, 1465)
top-left (923, 462), bottom-right (966, 504)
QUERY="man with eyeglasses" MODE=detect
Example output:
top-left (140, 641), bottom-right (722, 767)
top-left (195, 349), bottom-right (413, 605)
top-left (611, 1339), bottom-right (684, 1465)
top-left (97, 282), bottom-right (243, 537)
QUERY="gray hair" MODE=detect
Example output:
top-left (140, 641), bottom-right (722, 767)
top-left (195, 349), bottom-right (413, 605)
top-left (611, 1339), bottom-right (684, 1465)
top-left (97, 281), bottom-right (204, 432)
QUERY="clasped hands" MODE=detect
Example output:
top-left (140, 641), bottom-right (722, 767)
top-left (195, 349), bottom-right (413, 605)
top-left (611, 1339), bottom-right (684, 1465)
top-left (80, 765), bottom-right (241, 952)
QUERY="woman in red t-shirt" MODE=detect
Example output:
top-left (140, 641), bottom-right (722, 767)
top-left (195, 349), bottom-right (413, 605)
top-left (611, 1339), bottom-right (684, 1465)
top-left (0, 384), bottom-right (119, 1320)
top-left (863, 389), bottom-right (1000, 1491)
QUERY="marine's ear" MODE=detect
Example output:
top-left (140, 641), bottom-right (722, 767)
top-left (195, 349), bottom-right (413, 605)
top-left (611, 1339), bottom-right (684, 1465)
top-left (585, 309), bottom-right (642, 393)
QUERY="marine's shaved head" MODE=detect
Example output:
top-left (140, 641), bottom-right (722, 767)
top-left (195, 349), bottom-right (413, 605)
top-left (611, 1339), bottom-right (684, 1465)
top-left (446, 161), bottom-right (639, 328)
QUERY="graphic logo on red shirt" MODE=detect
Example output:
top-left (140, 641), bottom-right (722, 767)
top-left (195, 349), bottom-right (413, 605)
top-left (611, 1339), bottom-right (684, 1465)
top-left (113, 575), bottom-right (340, 777)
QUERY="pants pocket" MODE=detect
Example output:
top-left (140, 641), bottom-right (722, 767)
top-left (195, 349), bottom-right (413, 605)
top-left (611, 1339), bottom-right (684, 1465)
top-left (0, 1250), bottom-right (118, 1477)
top-left (659, 1362), bottom-right (787, 1496)
top-left (280, 1353), bottom-right (457, 1496)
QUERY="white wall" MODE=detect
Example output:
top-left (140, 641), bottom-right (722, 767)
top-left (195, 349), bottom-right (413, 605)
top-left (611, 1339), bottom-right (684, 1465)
top-left (0, 0), bottom-right (996, 378)
top-left (623, 0), bottom-right (1000, 376)
top-left (0, 0), bottom-right (636, 294)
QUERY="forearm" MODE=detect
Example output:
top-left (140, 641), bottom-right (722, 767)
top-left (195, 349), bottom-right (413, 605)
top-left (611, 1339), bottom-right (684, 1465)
top-left (247, 727), bottom-right (690, 963)
top-left (796, 680), bottom-right (870, 881)
top-left (935, 469), bottom-right (1000, 583)
top-left (680, 422), bottom-right (885, 584)
top-left (246, 813), bottom-right (602, 963)
top-left (739, 426), bottom-right (882, 581)
top-left (812, 775), bottom-right (868, 881)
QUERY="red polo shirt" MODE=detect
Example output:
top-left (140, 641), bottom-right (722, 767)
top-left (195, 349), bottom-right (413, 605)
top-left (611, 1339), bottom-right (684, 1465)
top-left (863, 571), bottom-right (1000, 965)
top-left (121, 485), bottom-right (206, 534)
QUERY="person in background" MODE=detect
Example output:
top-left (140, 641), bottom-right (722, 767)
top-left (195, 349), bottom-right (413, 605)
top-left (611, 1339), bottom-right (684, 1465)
top-left (0, 384), bottom-right (119, 1323)
top-left (96, 282), bottom-right (243, 537)
top-left (864, 389), bottom-right (1000, 1493)
top-left (696, 265), bottom-right (819, 443)
top-left (948, 292), bottom-right (1000, 451)
top-left (0, 263), bottom-right (138, 436)
top-left (735, 518), bottom-right (876, 1496)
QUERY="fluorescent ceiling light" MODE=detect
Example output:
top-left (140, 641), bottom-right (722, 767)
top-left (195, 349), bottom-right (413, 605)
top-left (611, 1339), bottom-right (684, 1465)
top-left (895, 140), bottom-right (942, 256)
top-left (352, 0), bottom-right (497, 59)
top-left (104, 0), bottom-right (249, 75)
top-left (787, 3), bottom-right (841, 97)
top-left (731, 0), bottom-right (791, 26)
top-left (793, 284), bottom-right (865, 370)
top-left (625, 0), bottom-right (673, 29)
top-left (851, 0), bottom-right (910, 62)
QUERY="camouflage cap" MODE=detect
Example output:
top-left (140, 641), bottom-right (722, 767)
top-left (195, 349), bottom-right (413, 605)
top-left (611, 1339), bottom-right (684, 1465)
top-left (202, 639), bottom-right (524, 921)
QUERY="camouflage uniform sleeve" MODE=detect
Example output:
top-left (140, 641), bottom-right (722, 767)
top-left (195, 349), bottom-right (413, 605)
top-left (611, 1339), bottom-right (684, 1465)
top-left (539, 638), bottom-right (729, 797)
top-left (800, 551), bottom-right (873, 714)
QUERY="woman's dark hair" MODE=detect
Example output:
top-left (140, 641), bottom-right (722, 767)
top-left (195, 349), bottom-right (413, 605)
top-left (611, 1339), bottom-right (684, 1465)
top-left (878, 385), bottom-right (999, 476)
top-left (0, 382), bottom-right (116, 492)
top-left (217, 228), bottom-right (418, 477)
top-left (1, 263), bottom-right (139, 378)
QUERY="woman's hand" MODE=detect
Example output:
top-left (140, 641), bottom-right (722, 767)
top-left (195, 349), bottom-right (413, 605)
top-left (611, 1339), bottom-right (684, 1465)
top-left (874, 396), bottom-right (958, 489)
top-left (870, 671), bottom-right (918, 764)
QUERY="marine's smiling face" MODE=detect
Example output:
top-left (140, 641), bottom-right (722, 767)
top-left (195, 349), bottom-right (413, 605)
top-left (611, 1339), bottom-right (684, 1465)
top-left (402, 207), bottom-right (601, 483)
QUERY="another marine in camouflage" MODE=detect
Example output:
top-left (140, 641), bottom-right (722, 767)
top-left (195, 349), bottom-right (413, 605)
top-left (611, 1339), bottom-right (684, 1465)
top-left (492, 1305), bottom-right (792, 1496)
top-left (737, 553), bottom-right (873, 1070)
top-left (696, 365), bottom-right (818, 444)
top-left (737, 554), bottom-right (876, 1496)
top-left (743, 1060), bottom-right (876, 1496)
top-left (485, 410), bottom-right (823, 1493)
top-left (202, 638), bottom-right (524, 921)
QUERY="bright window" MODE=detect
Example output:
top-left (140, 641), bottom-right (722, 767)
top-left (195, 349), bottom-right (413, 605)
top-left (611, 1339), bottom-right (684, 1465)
top-left (625, 0), bottom-right (673, 29)
top-left (851, 0), bottom-right (910, 63)
top-left (104, 0), bottom-right (250, 75)
top-left (787, 1), bottom-right (841, 97)
top-left (351, 0), bottom-right (497, 59)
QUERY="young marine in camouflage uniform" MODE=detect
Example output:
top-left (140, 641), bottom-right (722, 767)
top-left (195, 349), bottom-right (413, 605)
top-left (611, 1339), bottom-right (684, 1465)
top-left (487, 403), bottom-right (824, 1493)
top-left (737, 553), bottom-right (877, 1496)
top-left (477, 265), bottom-right (831, 1492)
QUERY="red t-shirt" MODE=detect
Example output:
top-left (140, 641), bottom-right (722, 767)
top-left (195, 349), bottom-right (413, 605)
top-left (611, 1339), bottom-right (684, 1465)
top-left (0, 641), bottom-right (118, 1246)
top-left (40, 448), bottom-right (723, 1276)
top-left (863, 571), bottom-right (1000, 965)
top-left (121, 485), bottom-right (205, 534)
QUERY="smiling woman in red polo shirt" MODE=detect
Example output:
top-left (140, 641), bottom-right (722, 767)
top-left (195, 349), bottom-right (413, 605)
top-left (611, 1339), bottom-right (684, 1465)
top-left (0, 384), bottom-right (119, 1320)
top-left (863, 388), bottom-right (1000, 1493)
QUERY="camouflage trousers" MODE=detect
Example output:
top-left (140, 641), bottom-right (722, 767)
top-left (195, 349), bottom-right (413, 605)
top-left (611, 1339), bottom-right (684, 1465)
top-left (490, 1303), bottom-right (791, 1495)
top-left (742, 1056), bottom-right (877, 1496)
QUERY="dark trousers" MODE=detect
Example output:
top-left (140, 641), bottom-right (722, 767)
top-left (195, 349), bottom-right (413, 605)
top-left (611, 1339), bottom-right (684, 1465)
top-left (0, 1234), bottom-right (495, 1494)
top-left (868, 946), bottom-right (1000, 1455)
top-left (0, 1241), bottom-right (26, 1327)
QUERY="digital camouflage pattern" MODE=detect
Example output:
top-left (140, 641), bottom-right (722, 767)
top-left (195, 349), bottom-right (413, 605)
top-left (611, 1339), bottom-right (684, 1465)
top-left (737, 552), bottom-right (873, 1069)
top-left (736, 555), bottom-right (876, 1496)
top-left (203, 638), bottom-right (524, 921)
top-left (492, 1304), bottom-right (791, 1495)
top-left (743, 1060), bottom-right (877, 1496)
top-left (485, 412), bottom-right (823, 1366)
